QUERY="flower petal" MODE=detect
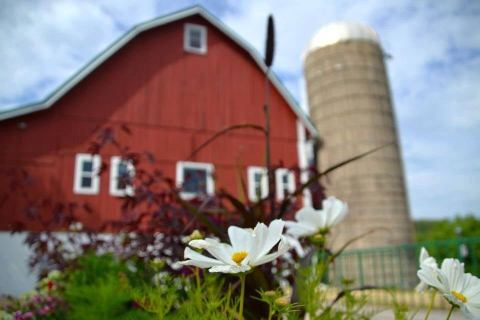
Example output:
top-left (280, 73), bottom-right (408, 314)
top-left (419, 247), bottom-right (429, 264)
top-left (285, 221), bottom-right (317, 238)
top-left (189, 238), bottom-right (219, 249)
top-left (248, 222), bottom-right (268, 262)
top-left (422, 257), bottom-right (438, 269)
top-left (228, 226), bottom-right (253, 252)
top-left (323, 196), bottom-right (348, 228)
top-left (441, 258), bottom-right (464, 292)
top-left (463, 273), bottom-right (480, 300)
top-left (253, 219), bottom-right (285, 261)
top-left (204, 242), bottom-right (235, 265)
top-left (180, 247), bottom-right (224, 268)
top-left (209, 264), bottom-right (251, 274)
top-left (284, 235), bottom-right (306, 258)
top-left (295, 207), bottom-right (322, 228)
top-left (464, 303), bottom-right (480, 319)
top-left (417, 265), bottom-right (447, 293)
top-left (252, 236), bottom-right (290, 266)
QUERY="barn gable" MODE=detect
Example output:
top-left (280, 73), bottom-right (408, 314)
top-left (0, 6), bottom-right (317, 137)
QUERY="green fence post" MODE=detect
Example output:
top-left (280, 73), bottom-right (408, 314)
top-left (357, 251), bottom-right (365, 287)
top-left (471, 240), bottom-right (479, 276)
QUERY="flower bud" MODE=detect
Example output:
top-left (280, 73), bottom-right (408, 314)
top-left (264, 290), bottom-right (277, 298)
top-left (275, 296), bottom-right (289, 306)
top-left (189, 230), bottom-right (203, 241)
top-left (151, 258), bottom-right (166, 270)
top-left (309, 233), bottom-right (326, 246)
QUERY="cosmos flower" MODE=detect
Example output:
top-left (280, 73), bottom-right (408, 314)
top-left (417, 258), bottom-right (480, 318)
top-left (180, 219), bottom-right (290, 274)
top-left (285, 196), bottom-right (348, 238)
top-left (416, 247), bottom-right (438, 292)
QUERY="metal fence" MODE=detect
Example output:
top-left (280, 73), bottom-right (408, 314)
top-left (328, 237), bottom-right (480, 290)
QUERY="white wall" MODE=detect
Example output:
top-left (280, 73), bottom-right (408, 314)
top-left (0, 232), bottom-right (38, 296)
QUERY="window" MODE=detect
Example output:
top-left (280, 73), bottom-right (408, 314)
top-left (247, 166), bottom-right (268, 201)
top-left (184, 23), bottom-right (207, 54)
top-left (305, 139), bottom-right (316, 167)
top-left (176, 161), bottom-right (214, 199)
top-left (275, 169), bottom-right (296, 200)
top-left (110, 156), bottom-right (135, 197)
top-left (73, 154), bottom-right (101, 195)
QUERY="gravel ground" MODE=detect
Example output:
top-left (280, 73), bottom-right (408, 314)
top-left (372, 308), bottom-right (464, 320)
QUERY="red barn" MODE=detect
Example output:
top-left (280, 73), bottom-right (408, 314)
top-left (0, 6), bottom-right (318, 233)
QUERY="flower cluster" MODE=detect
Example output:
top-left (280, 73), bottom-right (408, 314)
top-left (417, 248), bottom-right (480, 319)
top-left (8, 294), bottom-right (63, 320)
top-left (180, 219), bottom-right (290, 274)
top-left (180, 197), bottom-right (348, 274)
top-left (178, 198), bottom-right (348, 319)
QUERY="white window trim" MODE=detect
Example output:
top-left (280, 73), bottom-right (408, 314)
top-left (176, 161), bottom-right (214, 199)
top-left (184, 23), bottom-right (207, 55)
top-left (297, 121), bottom-right (312, 207)
top-left (247, 166), bottom-right (268, 201)
top-left (73, 153), bottom-right (101, 195)
top-left (275, 168), bottom-right (296, 201)
top-left (109, 156), bottom-right (135, 197)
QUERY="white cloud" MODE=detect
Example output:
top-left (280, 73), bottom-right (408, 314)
top-left (1, 0), bottom-right (479, 219)
top-left (219, 0), bottom-right (480, 219)
top-left (0, 0), bottom-right (215, 108)
top-left (0, 1), bottom-right (123, 107)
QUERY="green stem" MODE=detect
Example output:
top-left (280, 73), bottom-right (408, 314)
top-left (424, 290), bottom-right (436, 320)
top-left (238, 274), bottom-right (246, 320)
top-left (445, 305), bottom-right (455, 320)
top-left (195, 268), bottom-right (201, 289)
top-left (267, 306), bottom-right (273, 320)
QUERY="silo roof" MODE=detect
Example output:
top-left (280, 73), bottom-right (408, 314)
top-left (306, 21), bottom-right (380, 54)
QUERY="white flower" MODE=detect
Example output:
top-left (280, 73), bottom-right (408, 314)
top-left (69, 222), bottom-right (83, 232)
top-left (416, 247), bottom-right (438, 292)
top-left (285, 196), bottom-right (348, 238)
top-left (284, 235), bottom-right (306, 258)
top-left (180, 219), bottom-right (290, 274)
top-left (418, 258), bottom-right (480, 318)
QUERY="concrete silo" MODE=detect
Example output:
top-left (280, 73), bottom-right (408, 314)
top-left (304, 22), bottom-right (413, 250)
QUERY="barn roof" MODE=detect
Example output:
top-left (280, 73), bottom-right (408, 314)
top-left (0, 6), bottom-right (318, 137)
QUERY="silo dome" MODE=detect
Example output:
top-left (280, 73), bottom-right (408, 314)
top-left (306, 21), bottom-right (380, 54)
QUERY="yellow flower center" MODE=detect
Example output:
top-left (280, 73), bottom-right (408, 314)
top-left (232, 251), bottom-right (248, 265)
top-left (451, 291), bottom-right (467, 303)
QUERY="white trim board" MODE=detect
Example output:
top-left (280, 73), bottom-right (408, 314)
top-left (275, 168), bottom-right (296, 200)
top-left (109, 156), bottom-right (135, 197)
top-left (247, 166), bottom-right (268, 201)
top-left (73, 153), bottom-right (101, 195)
top-left (184, 23), bottom-right (207, 55)
top-left (176, 161), bottom-right (215, 199)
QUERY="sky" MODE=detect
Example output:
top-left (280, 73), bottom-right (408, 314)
top-left (0, 0), bottom-right (479, 220)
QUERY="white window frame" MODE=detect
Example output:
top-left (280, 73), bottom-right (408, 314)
top-left (176, 161), bottom-right (214, 199)
top-left (109, 156), bottom-right (135, 197)
top-left (247, 166), bottom-right (268, 201)
top-left (275, 168), bottom-right (296, 200)
top-left (73, 153), bottom-right (101, 195)
top-left (296, 121), bottom-right (313, 207)
top-left (184, 23), bottom-right (207, 55)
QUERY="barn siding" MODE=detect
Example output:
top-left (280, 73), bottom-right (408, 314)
top-left (0, 14), bottom-right (302, 230)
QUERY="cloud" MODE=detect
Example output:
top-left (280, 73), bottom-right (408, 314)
top-left (0, 0), bottom-right (233, 108)
top-left (0, 1), bottom-right (122, 107)
top-left (219, 0), bottom-right (480, 219)
top-left (1, 0), bottom-right (478, 219)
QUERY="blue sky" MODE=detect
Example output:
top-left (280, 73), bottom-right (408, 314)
top-left (1, 0), bottom-right (479, 219)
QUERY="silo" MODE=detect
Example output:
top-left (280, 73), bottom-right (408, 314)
top-left (303, 22), bottom-right (413, 251)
